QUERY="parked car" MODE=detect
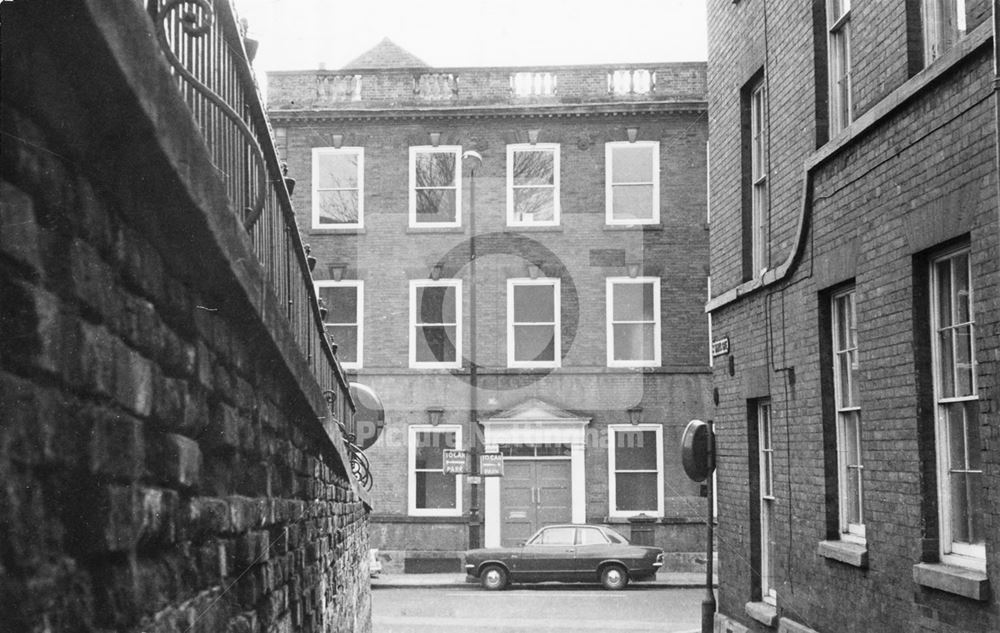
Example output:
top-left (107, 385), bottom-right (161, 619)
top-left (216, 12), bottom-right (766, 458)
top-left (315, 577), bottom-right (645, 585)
top-left (368, 549), bottom-right (382, 578)
top-left (464, 524), bottom-right (664, 590)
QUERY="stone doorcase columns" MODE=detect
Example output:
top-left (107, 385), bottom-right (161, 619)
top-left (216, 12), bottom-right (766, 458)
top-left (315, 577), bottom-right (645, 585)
top-left (480, 406), bottom-right (591, 548)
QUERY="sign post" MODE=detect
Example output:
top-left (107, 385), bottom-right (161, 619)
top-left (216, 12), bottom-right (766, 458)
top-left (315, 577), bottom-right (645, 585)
top-left (681, 419), bottom-right (716, 633)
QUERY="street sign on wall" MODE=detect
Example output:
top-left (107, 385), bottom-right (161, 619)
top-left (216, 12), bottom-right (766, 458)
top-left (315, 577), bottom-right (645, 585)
top-left (443, 449), bottom-right (470, 474)
top-left (479, 453), bottom-right (504, 477)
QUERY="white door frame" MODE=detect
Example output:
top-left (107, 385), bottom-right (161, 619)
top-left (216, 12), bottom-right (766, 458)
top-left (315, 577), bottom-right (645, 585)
top-left (481, 414), bottom-right (590, 548)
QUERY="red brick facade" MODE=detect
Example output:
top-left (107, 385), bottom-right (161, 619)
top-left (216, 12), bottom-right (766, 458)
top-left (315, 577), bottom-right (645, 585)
top-left (707, 1), bottom-right (998, 632)
top-left (268, 47), bottom-right (712, 572)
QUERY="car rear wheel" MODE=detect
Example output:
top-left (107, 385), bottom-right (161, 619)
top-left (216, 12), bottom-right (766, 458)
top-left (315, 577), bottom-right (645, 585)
top-left (600, 564), bottom-right (629, 590)
top-left (481, 564), bottom-right (508, 590)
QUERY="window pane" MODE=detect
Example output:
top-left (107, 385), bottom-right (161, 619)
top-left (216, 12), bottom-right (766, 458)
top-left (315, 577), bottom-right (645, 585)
top-left (415, 431), bottom-right (456, 468)
top-left (611, 146), bottom-right (653, 183)
top-left (514, 324), bottom-right (555, 362)
top-left (415, 152), bottom-right (456, 187)
top-left (613, 323), bottom-right (656, 361)
top-left (578, 528), bottom-right (607, 545)
top-left (938, 329), bottom-right (955, 397)
top-left (846, 466), bottom-right (862, 524)
top-left (615, 472), bottom-right (657, 511)
top-left (415, 189), bottom-right (457, 222)
top-left (615, 430), bottom-right (657, 469)
top-left (936, 259), bottom-right (953, 327)
top-left (611, 184), bottom-right (653, 220)
top-left (955, 325), bottom-right (974, 397)
top-left (317, 191), bottom-right (359, 224)
top-left (417, 286), bottom-right (457, 324)
top-left (415, 471), bottom-right (456, 509)
top-left (317, 153), bottom-right (358, 189)
top-left (416, 325), bottom-right (457, 363)
top-left (514, 285), bottom-right (555, 322)
top-left (535, 443), bottom-right (571, 457)
top-left (954, 252), bottom-right (970, 323)
top-left (613, 283), bottom-right (655, 321)
top-left (327, 325), bottom-right (357, 363)
top-left (324, 286), bottom-right (358, 324)
top-left (513, 188), bottom-right (555, 222)
top-left (513, 151), bottom-right (554, 185)
top-left (537, 527), bottom-right (575, 545)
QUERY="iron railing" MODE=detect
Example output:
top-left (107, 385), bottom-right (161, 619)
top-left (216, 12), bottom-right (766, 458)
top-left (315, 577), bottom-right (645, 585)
top-left (146, 0), bottom-right (370, 488)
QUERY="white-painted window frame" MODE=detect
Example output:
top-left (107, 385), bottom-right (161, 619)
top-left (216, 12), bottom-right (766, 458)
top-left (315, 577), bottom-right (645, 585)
top-left (409, 145), bottom-right (463, 228)
top-left (506, 143), bottom-right (560, 227)
top-left (311, 147), bottom-right (364, 229)
top-left (605, 141), bottom-right (660, 225)
top-left (826, 0), bottom-right (853, 134)
top-left (922, 0), bottom-right (968, 64)
top-left (607, 424), bottom-right (664, 518)
top-left (507, 277), bottom-right (561, 368)
top-left (408, 424), bottom-right (463, 517)
top-left (314, 279), bottom-right (364, 369)
top-left (749, 81), bottom-right (768, 277)
top-left (929, 246), bottom-right (985, 571)
top-left (409, 278), bottom-right (462, 369)
top-left (757, 400), bottom-right (777, 604)
top-left (831, 287), bottom-right (864, 542)
top-left (606, 276), bottom-right (662, 368)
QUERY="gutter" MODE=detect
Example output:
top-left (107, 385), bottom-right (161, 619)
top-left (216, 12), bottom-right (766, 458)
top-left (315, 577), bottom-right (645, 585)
top-left (706, 22), bottom-right (994, 314)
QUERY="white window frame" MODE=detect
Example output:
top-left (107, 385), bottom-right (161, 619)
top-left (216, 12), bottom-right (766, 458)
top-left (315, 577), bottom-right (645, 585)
top-left (506, 143), bottom-right (560, 227)
top-left (311, 147), bottom-right (364, 230)
top-left (409, 278), bottom-right (462, 369)
top-left (757, 400), bottom-right (777, 604)
top-left (606, 277), bottom-right (662, 368)
top-left (922, 0), bottom-right (967, 65)
top-left (826, 0), bottom-right (853, 135)
top-left (749, 81), bottom-right (768, 277)
top-left (929, 246), bottom-right (985, 571)
top-left (506, 278), bottom-right (561, 368)
top-left (605, 141), bottom-right (660, 225)
top-left (831, 287), bottom-right (864, 542)
top-left (607, 424), bottom-right (664, 518)
top-left (409, 146), bottom-right (462, 228)
top-left (314, 280), bottom-right (364, 369)
top-left (408, 424), bottom-right (463, 517)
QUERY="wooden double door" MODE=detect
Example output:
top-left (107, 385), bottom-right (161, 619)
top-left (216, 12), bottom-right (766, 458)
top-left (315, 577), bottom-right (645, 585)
top-left (500, 459), bottom-right (572, 547)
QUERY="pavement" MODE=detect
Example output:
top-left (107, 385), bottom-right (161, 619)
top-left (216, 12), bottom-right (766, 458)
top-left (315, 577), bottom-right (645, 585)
top-left (372, 570), bottom-right (715, 589)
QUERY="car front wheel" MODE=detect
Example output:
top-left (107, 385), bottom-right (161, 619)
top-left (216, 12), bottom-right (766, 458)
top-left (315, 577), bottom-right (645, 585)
top-left (481, 564), bottom-right (508, 590)
top-left (600, 564), bottom-right (629, 590)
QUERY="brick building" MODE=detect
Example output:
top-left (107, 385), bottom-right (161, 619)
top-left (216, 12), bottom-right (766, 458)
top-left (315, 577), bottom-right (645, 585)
top-left (706, 1), bottom-right (999, 632)
top-left (2, 1), bottom-right (371, 631)
top-left (267, 40), bottom-right (712, 572)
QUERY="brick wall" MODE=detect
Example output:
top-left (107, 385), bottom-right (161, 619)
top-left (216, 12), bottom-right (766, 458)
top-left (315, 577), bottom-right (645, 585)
top-left (708, 1), bottom-right (999, 632)
top-left (1, 2), bottom-right (370, 631)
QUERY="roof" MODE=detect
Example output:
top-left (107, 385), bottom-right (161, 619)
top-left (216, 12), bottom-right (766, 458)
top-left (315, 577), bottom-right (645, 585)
top-left (342, 38), bottom-right (429, 70)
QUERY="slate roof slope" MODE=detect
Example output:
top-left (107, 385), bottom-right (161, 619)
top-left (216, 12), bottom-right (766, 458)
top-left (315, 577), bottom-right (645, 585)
top-left (342, 37), bottom-right (429, 69)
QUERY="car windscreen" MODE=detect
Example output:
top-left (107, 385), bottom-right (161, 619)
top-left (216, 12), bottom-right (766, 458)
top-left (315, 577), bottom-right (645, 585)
top-left (603, 528), bottom-right (629, 544)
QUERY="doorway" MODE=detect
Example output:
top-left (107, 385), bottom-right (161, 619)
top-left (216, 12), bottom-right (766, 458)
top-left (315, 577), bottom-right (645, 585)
top-left (500, 449), bottom-right (572, 547)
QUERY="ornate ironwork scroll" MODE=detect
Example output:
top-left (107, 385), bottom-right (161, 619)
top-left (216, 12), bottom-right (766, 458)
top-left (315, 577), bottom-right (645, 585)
top-left (153, 0), bottom-right (267, 229)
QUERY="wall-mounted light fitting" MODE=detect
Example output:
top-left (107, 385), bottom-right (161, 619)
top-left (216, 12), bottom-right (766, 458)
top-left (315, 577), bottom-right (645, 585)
top-left (627, 405), bottom-right (643, 425)
top-left (429, 132), bottom-right (441, 147)
top-left (528, 129), bottom-right (540, 145)
top-left (627, 261), bottom-right (641, 278)
top-left (626, 127), bottom-right (639, 143)
top-left (331, 134), bottom-right (344, 149)
top-left (430, 263), bottom-right (444, 280)
top-left (527, 263), bottom-right (541, 279)
top-left (329, 262), bottom-right (347, 281)
top-left (426, 407), bottom-right (444, 426)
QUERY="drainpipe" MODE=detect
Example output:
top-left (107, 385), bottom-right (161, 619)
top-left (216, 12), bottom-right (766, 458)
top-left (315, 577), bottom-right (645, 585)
top-left (994, 1), bottom-right (1000, 253)
top-left (464, 150), bottom-right (483, 550)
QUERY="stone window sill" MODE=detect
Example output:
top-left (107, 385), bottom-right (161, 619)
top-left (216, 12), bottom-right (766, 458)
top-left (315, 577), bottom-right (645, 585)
top-left (913, 562), bottom-right (989, 601)
top-left (818, 539), bottom-right (868, 568)
top-left (745, 601), bottom-right (777, 628)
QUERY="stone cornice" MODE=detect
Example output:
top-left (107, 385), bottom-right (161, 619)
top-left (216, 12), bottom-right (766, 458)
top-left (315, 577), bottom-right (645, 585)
top-left (268, 100), bottom-right (707, 122)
